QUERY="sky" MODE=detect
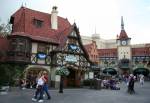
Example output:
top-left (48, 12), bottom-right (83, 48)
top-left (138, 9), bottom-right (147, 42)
top-left (0, 0), bottom-right (150, 44)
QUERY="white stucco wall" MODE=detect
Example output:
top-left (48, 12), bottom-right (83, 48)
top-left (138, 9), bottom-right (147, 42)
top-left (32, 43), bottom-right (37, 53)
top-left (118, 46), bottom-right (131, 60)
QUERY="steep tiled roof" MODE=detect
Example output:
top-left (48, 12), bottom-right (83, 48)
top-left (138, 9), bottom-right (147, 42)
top-left (118, 30), bottom-right (128, 39)
top-left (11, 32), bottom-right (58, 44)
top-left (84, 41), bottom-right (99, 63)
top-left (10, 7), bottom-right (71, 44)
top-left (84, 44), bottom-right (92, 52)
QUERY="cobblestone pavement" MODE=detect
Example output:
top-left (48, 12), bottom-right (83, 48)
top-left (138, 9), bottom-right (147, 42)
top-left (0, 82), bottom-right (150, 103)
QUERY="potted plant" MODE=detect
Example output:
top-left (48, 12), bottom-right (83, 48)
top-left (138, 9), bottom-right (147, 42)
top-left (55, 67), bottom-right (70, 76)
top-left (55, 67), bottom-right (69, 93)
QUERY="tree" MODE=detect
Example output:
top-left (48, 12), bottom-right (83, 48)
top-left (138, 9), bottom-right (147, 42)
top-left (0, 19), bottom-right (12, 37)
top-left (0, 64), bottom-right (26, 87)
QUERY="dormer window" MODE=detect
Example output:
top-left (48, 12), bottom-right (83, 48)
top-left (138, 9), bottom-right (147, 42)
top-left (33, 19), bottom-right (43, 28)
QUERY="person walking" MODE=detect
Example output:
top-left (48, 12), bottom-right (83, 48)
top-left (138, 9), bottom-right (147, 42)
top-left (43, 71), bottom-right (51, 100)
top-left (139, 74), bottom-right (144, 86)
top-left (127, 74), bottom-right (135, 94)
top-left (32, 71), bottom-right (45, 102)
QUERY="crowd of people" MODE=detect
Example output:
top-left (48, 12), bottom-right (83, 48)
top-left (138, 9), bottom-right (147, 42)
top-left (102, 73), bottom-right (145, 94)
top-left (18, 71), bottom-right (146, 103)
top-left (102, 77), bottom-right (120, 90)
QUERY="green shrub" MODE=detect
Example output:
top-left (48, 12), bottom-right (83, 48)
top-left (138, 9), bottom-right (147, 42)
top-left (0, 64), bottom-right (26, 86)
top-left (83, 79), bottom-right (91, 86)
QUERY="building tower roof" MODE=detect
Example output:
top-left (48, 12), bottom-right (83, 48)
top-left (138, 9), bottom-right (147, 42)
top-left (119, 16), bottom-right (129, 39)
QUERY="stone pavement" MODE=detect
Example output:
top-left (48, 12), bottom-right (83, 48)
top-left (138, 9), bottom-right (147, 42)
top-left (0, 81), bottom-right (150, 103)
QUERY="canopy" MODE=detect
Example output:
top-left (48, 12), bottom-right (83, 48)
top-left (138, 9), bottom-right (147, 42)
top-left (133, 68), bottom-right (149, 76)
top-left (103, 68), bottom-right (117, 75)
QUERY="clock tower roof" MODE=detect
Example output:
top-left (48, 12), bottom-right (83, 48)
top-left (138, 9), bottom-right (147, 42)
top-left (119, 30), bottom-right (128, 39)
top-left (118, 16), bottom-right (129, 40)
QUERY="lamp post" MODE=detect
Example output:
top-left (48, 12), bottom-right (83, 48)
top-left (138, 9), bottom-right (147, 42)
top-left (58, 48), bottom-right (70, 93)
top-left (58, 66), bottom-right (70, 93)
top-left (59, 75), bottom-right (64, 93)
top-left (59, 52), bottom-right (64, 93)
top-left (59, 48), bottom-right (64, 93)
top-left (59, 64), bottom-right (63, 93)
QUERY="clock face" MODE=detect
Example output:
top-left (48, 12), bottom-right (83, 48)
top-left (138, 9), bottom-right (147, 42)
top-left (122, 40), bottom-right (127, 45)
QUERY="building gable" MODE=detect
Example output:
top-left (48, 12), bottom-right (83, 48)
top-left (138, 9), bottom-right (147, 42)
top-left (54, 24), bottom-right (91, 70)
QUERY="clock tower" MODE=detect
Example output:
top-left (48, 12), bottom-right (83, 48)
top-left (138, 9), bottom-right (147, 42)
top-left (117, 16), bottom-right (131, 60)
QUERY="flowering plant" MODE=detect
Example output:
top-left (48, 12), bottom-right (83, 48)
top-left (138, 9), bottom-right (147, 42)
top-left (55, 67), bottom-right (70, 76)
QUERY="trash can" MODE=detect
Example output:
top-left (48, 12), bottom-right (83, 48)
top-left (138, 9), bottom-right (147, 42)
top-left (90, 79), bottom-right (94, 89)
top-left (94, 79), bottom-right (101, 90)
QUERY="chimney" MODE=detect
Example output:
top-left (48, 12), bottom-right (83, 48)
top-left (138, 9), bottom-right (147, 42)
top-left (51, 6), bottom-right (58, 30)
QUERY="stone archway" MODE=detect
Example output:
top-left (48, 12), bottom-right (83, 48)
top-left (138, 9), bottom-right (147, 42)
top-left (24, 65), bottom-right (50, 88)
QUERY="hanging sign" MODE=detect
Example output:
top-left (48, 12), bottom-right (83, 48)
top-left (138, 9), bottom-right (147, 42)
top-left (37, 53), bottom-right (47, 59)
top-left (65, 55), bottom-right (77, 62)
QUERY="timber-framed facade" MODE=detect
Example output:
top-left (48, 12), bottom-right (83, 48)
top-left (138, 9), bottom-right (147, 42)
top-left (0, 6), bottom-right (92, 88)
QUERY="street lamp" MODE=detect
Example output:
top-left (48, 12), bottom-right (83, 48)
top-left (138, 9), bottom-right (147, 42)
top-left (59, 74), bottom-right (63, 93)
top-left (57, 48), bottom-right (69, 93)
top-left (58, 66), bottom-right (69, 93)
top-left (55, 67), bottom-right (64, 93)
top-left (59, 49), bottom-right (64, 93)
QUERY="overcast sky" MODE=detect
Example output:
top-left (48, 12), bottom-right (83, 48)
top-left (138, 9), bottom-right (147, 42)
top-left (0, 0), bottom-right (150, 44)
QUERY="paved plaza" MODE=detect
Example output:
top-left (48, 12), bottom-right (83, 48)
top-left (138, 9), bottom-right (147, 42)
top-left (0, 82), bottom-right (150, 103)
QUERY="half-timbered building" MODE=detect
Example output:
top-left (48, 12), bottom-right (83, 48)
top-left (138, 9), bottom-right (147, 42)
top-left (0, 6), bottom-right (92, 88)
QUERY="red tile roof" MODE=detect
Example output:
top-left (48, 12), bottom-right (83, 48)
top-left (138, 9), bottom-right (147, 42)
top-left (118, 30), bottom-right (128, 39)
top-left (11, 32), bottom-right (58, 44)
top-left (132, 47), bottom-right (149, 56)
top-left (84, 41), bottom-right (99, 63)
top-left (10, 7), bottom-right (71, 43)
top-left (98, 48), bottom-right (117, 57)
top-left (84, 44), bottom-right (92, 52)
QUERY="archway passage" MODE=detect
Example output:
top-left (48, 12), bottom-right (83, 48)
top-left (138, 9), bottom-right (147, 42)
top-left (66, 68), bottom-right (76, 87)
top-left (103, 68), bottom-right (117, 75)
top-left (25, 67), bottom-right (49, 88)
top-left (133, 68), bottom-right (149, 76)
top-left (63, 67), bottom-right (82, 88)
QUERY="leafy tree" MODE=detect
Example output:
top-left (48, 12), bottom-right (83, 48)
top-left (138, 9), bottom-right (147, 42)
top-left (0, 19), bottom-right (12, 36)
top-left (0, 64), bottom-right (26, 86)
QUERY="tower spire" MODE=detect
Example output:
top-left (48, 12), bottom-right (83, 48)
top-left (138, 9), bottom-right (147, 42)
top-left (121, 16), bottom-right (124, 30)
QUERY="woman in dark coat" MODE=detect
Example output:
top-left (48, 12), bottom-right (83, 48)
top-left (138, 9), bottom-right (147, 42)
top-left (128, 75), bottom-right (135, 94)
